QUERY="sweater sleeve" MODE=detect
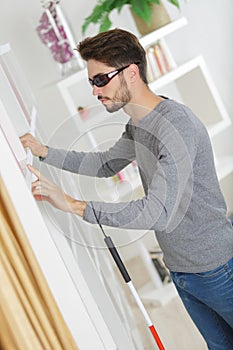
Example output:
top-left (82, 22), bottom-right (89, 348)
top-left (83, 114), bottom-right (197, 233)
top-left (41, 122), bottom-right (136, 178)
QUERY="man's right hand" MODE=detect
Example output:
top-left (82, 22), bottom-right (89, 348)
top-left (20, 133), bottom-right (48, 158)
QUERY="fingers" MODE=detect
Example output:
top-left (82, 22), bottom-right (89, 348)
top-left (32, 185), bottom-right (49, 199)
top-left (28, 164), bottom-right (45, 195)
top-left (31, 180), bottom-right (42, 191)
top-left (28, 165), bottom-right (51, 187)
top-left (27, 164), bottom-right (40, 179)
top-left (27, 165), bottom-right (68, 211)
top-left (31, 176), bottom-right (49, 200)
top-left (28, 165), bottom-right (53, 200)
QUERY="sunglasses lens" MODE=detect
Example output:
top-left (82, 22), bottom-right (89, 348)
top-left (94, 74), bottom-right (109, 87)
top-left (89, 66), bottom-right (128, 88)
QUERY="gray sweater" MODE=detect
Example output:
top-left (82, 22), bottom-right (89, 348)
top-left (42, 99), bottom-right (233, 273)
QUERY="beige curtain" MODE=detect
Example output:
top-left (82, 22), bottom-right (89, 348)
top-left (0, 177), bottom-right (78, 350)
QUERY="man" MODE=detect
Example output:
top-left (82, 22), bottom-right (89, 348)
top-left (21, 29), bottom-right (233, 349)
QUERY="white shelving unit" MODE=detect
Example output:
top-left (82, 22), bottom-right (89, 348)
top-left (139, 16), bottom-right (188, 48)
top-left (57, 17), bottom-right (232, 191)
top-left (150, 55), bottom-right (231, 136)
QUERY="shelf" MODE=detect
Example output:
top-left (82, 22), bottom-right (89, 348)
top-left (57, 67), bottom-right (87, 89)
top-left (93, 175), bottom-right (143, 202)
top-left (149, 55), bottom-right (232, 137)
top-left (149, 56), bottom-right (203, 90)
top-left (139, 17), bottom-right (188, 48)
top-left (57, 68), bottom-right (95, 115)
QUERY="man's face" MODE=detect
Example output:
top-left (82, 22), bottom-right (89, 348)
top-left (87, 59), bottom-right (132, 113)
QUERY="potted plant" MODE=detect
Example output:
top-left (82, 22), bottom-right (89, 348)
top-left (82, 0), bottom-right (181, 35)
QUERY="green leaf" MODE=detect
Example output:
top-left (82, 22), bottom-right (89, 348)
top-left (102, 0), bottom-right (116, 12)
top-left (82, 4), bottom-right (104, 34)
top-left (167, 0), bottom-right (180, 8)
top-left (115, 0), bottom-right (129, 13)
top-left (99, 14), bottom-right (112, 32)
top-left (82, 0), bottom-right (181, 34)
top-left (82, 0), bottom-right (128, 33)
top-left (102, 0), bottom-right (127, 13)
top-left (147, 0), bottom-right (161, 4)
top-left (131, 0), bottom-right (153, 24)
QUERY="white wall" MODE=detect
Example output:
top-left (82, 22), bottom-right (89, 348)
top-left (1, 0), bottom-right (232, 180)
top-left (1, 0), bottom-right (232, 112)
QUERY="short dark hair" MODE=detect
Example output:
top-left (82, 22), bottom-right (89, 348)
top-left (77, 28), bottom-right (148, 84)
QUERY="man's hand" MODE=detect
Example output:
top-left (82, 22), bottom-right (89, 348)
top-left (28, 165), bottom-right (87, 217)
top-left (20, 133), bottom-right (48, 158)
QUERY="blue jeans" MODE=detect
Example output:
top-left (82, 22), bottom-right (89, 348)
top-left (170, 257), bottom-right (233, 350)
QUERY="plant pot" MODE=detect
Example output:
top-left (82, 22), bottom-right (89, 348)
top-left (130, 3), bottom-right (171, 36)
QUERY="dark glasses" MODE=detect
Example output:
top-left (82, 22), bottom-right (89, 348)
top-left (88, 64), bottom-right (131, 88)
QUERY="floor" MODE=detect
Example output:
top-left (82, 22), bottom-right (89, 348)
top-left (118, 255), bottom-right (208, 350)
top-left (131, 294), bottom-right (208, 350)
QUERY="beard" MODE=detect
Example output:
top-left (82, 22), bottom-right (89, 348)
top-left (99, 77), bottom-right (132, 113)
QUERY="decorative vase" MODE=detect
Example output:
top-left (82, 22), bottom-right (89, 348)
top-left (130, 2), bottom-right (171, 36)
top-left (36, 1), bottom-right (84, 77)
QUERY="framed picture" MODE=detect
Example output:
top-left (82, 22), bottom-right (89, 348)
top-left (0, 44), bottom-right (35, 185)
top-left (0, 43), bottom-right (36, 126)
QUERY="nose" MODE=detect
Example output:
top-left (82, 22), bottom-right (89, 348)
top-left (92, 85), bottom-right (102, 96)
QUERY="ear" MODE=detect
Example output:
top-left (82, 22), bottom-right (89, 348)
top-left (127, 63), bottom-right (139, 84)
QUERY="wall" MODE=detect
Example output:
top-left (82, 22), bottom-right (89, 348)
top-left (1, 0), bottom-right (232, 190)
top-left (1, 1), bottom-right (232, 112)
